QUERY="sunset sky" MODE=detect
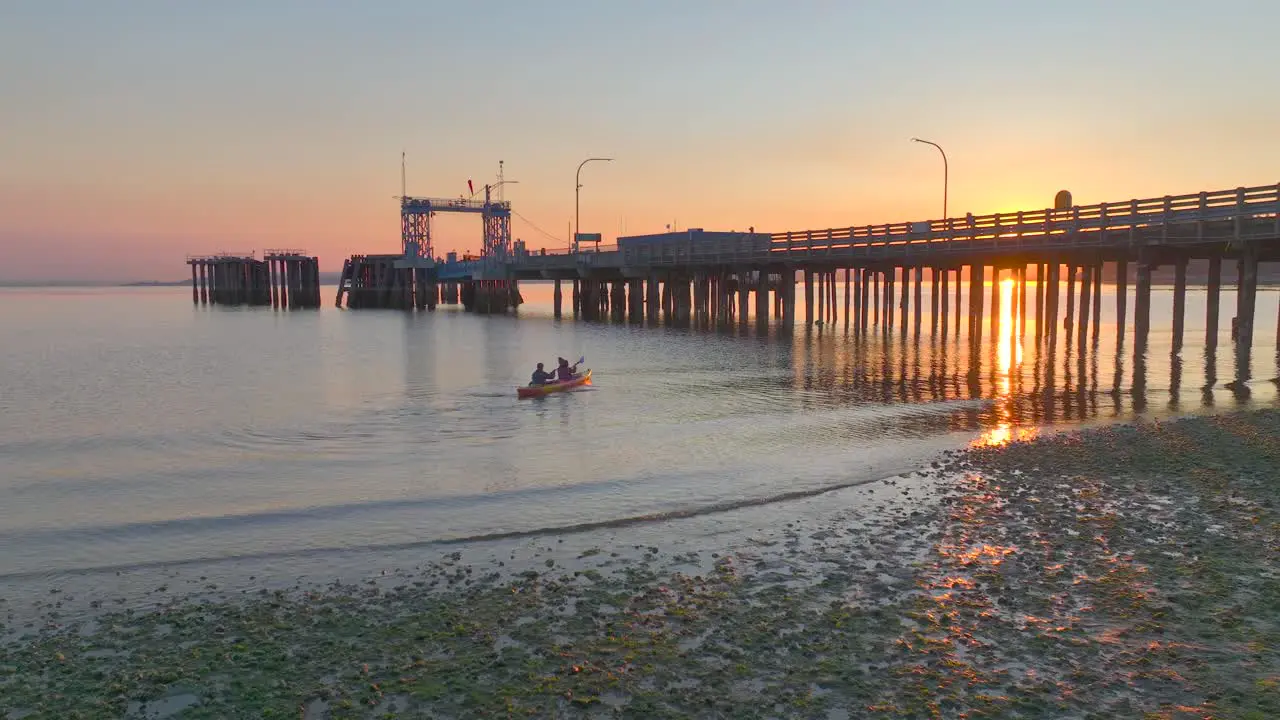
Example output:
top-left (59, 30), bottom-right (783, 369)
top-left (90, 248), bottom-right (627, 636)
top-left (3, 0), bottom-right (1279, 281)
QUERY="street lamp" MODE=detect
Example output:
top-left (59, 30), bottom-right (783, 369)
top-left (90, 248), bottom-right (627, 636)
top-left (575, 157), bottom-right (613, 252)
top-left (911, 138), bottom-right (948, 220)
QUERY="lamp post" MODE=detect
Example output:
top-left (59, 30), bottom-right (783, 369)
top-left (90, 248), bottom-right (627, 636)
top-left (910, 138), bottom-right (948, 220)
top-left (575, 157), bottom-right (613, 252)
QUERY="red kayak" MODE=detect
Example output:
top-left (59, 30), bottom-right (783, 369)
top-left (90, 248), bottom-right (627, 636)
top-left (517, 369), bottom-right (592, 399)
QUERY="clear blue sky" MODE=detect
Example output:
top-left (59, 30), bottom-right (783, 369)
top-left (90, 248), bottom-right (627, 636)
top-left (2, 0), bottom-right (1278, 280)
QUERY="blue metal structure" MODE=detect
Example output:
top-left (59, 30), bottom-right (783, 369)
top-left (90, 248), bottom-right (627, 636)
top-left (400, 185), bottom-right (511, 275)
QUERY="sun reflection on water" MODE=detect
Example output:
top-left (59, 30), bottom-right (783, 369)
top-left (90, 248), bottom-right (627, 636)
top-left (974, 277), bottom-right (1037, 448)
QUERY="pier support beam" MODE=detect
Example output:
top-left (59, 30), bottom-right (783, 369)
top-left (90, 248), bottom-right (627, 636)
top-left (774, 270), bottom-right (791, 329)
top-left (1206, 256), bottom-right (1221, 349)
top-left (1018, 266), bottom-right (1028, 338)
top-left (1034, 264), bottom-right (1045, 340)
top-left (1172, 257), bottom-right (1188, 352)
top-left (803, 269), bottom-right (814, 326)
top-left (1045, 262), bottom-right (1060, 349)
top-left (954, 268), bottom-right (962, 337)
top-left (871, 271), bottom-right (880, 328)
top-left (912, 266), bottom-right (923, 337)
top-left (1114, 260), bottom-right (1128, 350)
top-left (1090, 263), bottom-right (1101, 344)
top-left (989, 267), bottom-right (1001, 344)
top-left (968, 265), bottom-right (985, 338)
top-left (1077, 264), bottom-right (1092, 351)
top-left (1064, 265), bottom-right (1077, 339)
top-left (1134, 258), bottom-right (1153, 352)
top-left (1235, 243), bottom-right (1259, 352)
top-left (899, 267), bottom-right (910, 332)
top-left (939, 268), bottom-right (949, 337)
top-left (929, 268), bottom-right (940, 336)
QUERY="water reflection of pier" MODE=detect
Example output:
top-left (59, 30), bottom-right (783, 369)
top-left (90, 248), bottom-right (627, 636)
top-left (780, 274), bottom-right (1275, 447)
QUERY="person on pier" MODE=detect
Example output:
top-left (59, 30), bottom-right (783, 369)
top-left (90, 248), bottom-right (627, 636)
top-left (530, 363), bottom-right (555, 386)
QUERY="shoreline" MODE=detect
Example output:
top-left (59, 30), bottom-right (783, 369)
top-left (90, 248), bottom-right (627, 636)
top-left (3, 410), bottom-right (1278, 718)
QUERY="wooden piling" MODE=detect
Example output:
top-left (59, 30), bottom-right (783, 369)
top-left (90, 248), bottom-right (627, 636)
top-left (803, 269), bottom-right (814, 326)
top-left (954, 268), bottom-right (962, 337)
top-left (939, 268), bottom-right (949, 337)
top-left (815, 271), bottom-right (825, 326)
top-left (989, 267), bottom-right (1001, 344)
top-left (629, 278), bottom-right (643, 323)
top-left (1205, 256), bottom-right (1221, 348)
top-left (1134, 259), bottom-right (1153, 352)
top-left (899, 267), bottom-right (910, 331)
top-left (782, 269), bottom-right (796, 328)
top-left (1063, 265), bottom-right (1077, 337)
top-left (842, 268), bottom-right (851, 330)
top-left (829, 271), bottom-right (837, 325)
top-left (647, 275), bottom-right (660, 324)
top-left (872, 271), bottom-right (881, 327)
top-left (1172, 257), bottom-right (1188, 351)
top-left (1017, 266), bottom-right (1028, 338)
top-left (1234, 243), bottom-right (1259, 351)
top-left (886, 272), bottom-right (895, 331)
top-left (969, 265), bottom-right (985, 338)
top-left (1034, 264), bottom-right (1045, 340)
top-left (1090, 263), bottom-right (1101, 344)
top-left (912, 266), bottom-right (923, 337)
top-left (1115, 260), bottom-right (1128, 350)
top-left (1077, 264), bottom-right (1092, 351)
top-left (1045, 262), bottom-right (1060, 349)
top-left (929, 268), bottom-right (940, 336)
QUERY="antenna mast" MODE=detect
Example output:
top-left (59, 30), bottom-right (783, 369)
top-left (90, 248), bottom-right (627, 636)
top-left (401, 151), bottom-right (406, 199)
top-left (497, 160), bottom-right (505, 203)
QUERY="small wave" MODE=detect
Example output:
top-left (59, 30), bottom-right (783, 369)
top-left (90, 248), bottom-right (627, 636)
top-left (0, 468), bottom-right (920, 581)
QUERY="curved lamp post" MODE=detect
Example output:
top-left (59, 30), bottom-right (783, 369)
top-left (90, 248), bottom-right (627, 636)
top-left (911, 138), bottom-right (948, 220)
top-left (575, 157), bottom-right (613, 252)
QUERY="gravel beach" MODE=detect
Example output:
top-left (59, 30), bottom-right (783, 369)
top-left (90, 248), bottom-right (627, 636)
top-left (3, 409), bottom-right (1278, 719)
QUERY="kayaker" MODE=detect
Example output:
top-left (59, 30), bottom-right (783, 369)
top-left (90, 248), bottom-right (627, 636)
top-left (530, 363), bottom-right (555, 386)
top-left (554, 357), bottom-right (580, 381)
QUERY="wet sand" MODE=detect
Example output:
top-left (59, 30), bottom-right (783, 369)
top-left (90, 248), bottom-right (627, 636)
top-left (2, 409), bottom-right (1278, 719)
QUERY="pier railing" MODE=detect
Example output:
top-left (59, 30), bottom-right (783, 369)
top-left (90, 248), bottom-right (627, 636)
top-left (451, 183), bottom-right (1280, 276)
top-left (765, 184), bottom-right (1280, 260)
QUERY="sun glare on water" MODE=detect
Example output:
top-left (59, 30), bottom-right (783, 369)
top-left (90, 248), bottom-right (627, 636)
top-left (974, 278), bottom-right (1037, 448)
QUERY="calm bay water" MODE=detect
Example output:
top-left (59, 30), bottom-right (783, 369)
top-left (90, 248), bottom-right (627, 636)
top-left (1, 282), bottom-right (1277, 582)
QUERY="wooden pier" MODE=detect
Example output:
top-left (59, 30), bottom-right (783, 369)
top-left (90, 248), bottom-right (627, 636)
top-left (334, 253), bottom-right (524, 313)
top-left (183, 182), bottom-right (1280, 382)
top-left (494, 184), bottom-right (1280, 359)
top-left (334, 254), bottom-right (436, 310)
top-left (188, 251), bottom-right (321, 309)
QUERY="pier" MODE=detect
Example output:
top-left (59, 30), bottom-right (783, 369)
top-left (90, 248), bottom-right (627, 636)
top-left (478, 183), bottom-right (1280, 361)
top-left (494, 184), bottom-right (1279, 343)
top-left (187, 251), bottom-right (321, 309)
top-left (186, 182), bottom-right (1280, 373)
top-left (333, 185), bottom-right (523, 312)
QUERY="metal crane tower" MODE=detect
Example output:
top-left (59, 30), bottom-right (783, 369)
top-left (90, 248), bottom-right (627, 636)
top-left (400, 185), bottom-right (512, 269)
